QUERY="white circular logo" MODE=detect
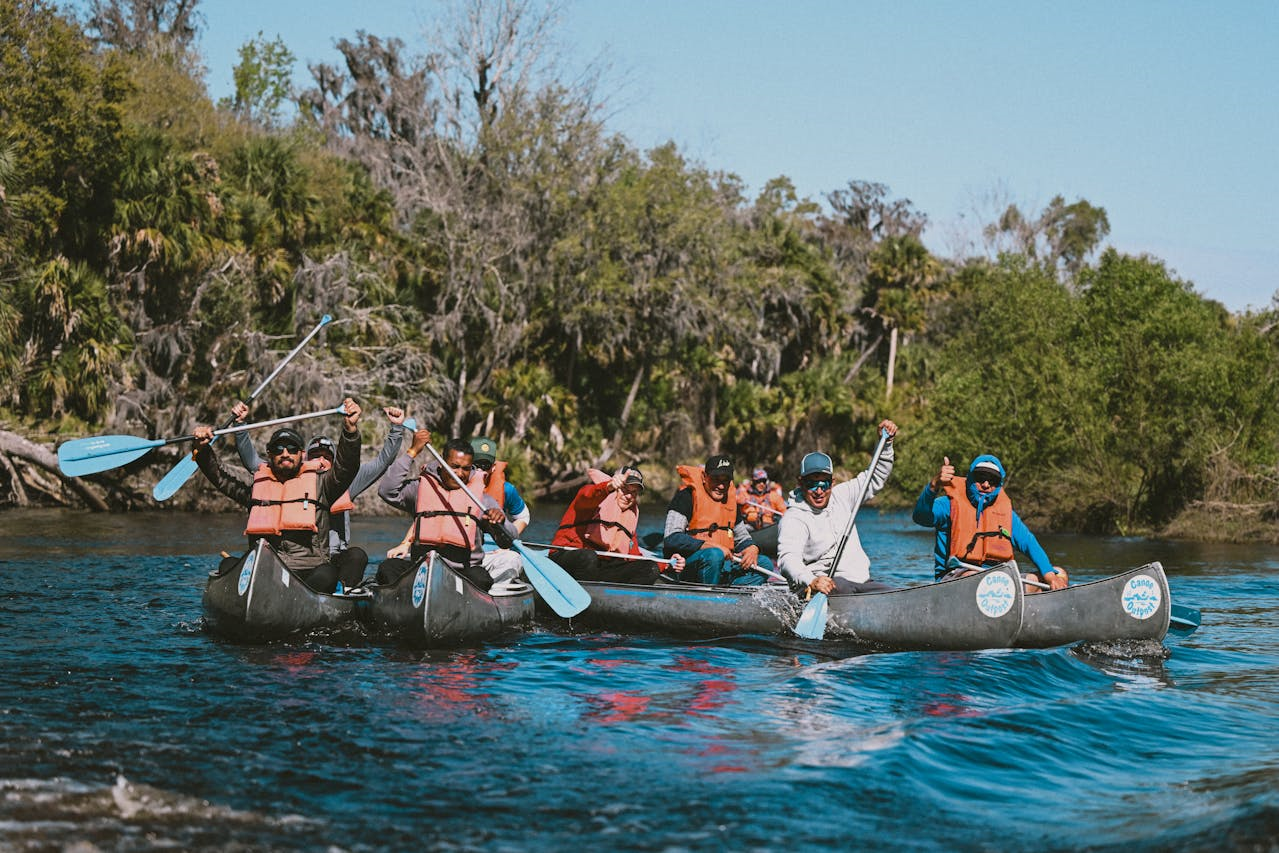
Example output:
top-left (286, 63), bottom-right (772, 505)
top-left (236, 554), bottom-right (255, 597)
top-left (411, 564), bottom-right (428, 608)
top-left (1121, 574), bottom-right (1161, 620)
top-left (975, 571), bottom-right (1016, 618)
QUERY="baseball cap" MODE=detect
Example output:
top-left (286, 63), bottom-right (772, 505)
top-left (751, 467), bottom-right (768, 481)
top-left (799, 451), bottom-right (833, 478)
top-left (306, 436), bottom-right (335, 457)
top-left (618, 466), bottom-right (645, 490)
top-left (471, 436), bottom-right (497, 464)
top-left (267, 428), bottom-right (304, 453)
top-left (704, 454), bottom-right (734, 481)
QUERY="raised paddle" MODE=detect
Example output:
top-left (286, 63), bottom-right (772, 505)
top-left (794, 428), bottom-right (892, 640)
top-left (945, 555), bottom-right (1201, 632)
top-left (421, 443), bottom-right (591, 618)
top-left (57, 405), bottom-right (348, 478)
top-left (153, 314), bottom-right (333, 501)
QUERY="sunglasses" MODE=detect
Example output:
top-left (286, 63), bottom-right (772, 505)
top-left (269, 443), bottom-right (301, 456)
top-left (473, 460), bottom-right (493, 472)
top-left (972, 472), bottom-right (1002, 487)
top-left (803, 479), bottom-right (832, 493)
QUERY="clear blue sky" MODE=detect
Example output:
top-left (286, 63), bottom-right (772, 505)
top-left (196, 0), bottom-right (1279, 313)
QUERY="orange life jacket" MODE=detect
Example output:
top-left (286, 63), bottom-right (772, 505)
top-left (308, 457), bottom-right (355, 514)
top-left (554, 469), bottom-right (638, 553)
top-left (736, 482), bottom-right (786, 527)
top-left (483, 460), bottom-right (508, 505)
top-left (412, 469), bottom-right (486, 549)
top-left (944, 476), bottom-right (1015, 563)
top-left (245, 459), bottom-right (328, 536)
top-left (677, 464), bottom-right (736, 552)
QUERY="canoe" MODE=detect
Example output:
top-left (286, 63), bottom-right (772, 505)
top-left (559, 564), bottom-right (1025, 651)
top-left (202, 540), bottom-right (358, 641)
top-left (1015, 562), bottom-right (1171, 648)
top-left (360, 552), bottom-right (536, 647)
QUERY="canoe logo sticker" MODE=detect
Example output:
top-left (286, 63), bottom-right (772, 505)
top-left (975, 572), bottom-right (1016, 618)
top-left (1122, 574), bottom-right (1161, 620)
top-left (412, 564), bottom-right (428, 608)
top-left (237, 553), bottom-right (255, 596)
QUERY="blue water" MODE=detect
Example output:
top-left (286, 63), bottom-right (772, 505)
top-left (2, 508), bottom-right (1277, 851)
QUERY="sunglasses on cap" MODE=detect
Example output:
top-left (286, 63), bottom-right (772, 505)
top-left (971, 471), bottom-right (1002, 487)
top-left (803, 479), bottom-right (833, 493)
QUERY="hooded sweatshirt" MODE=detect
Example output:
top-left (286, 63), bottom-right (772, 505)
top-left (776, 441), bottom-right (894, 586)
top-left (911, 454), bottom-right (1056, 579)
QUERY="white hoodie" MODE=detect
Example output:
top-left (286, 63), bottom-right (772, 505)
top-left (776, 442), bottom-right (894, 586)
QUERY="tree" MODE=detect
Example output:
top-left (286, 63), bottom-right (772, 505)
top-left (861, 234), bottom-right (942, 397)
top-left (985, 195), bottom-right (1110, 279)
top-left (81, 0), bottom-right (202, 54)
top-left (227, 32), bottom-right (295, 128)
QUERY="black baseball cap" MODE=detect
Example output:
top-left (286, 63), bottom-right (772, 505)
top-left (267, 428), bottom-right (304, 452)
top-left (704, 454), bottom-right (734, 481)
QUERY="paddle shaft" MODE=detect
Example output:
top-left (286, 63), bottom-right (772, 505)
top-left (521, 542), bottom-right (678, 566)
top-left (213, 316), bottom-right (335, 434)
top-left (827, 428), bottom-right (893, 577)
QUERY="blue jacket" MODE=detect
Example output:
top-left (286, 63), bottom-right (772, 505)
top-left (911, 455), bottom-right (1056, 580)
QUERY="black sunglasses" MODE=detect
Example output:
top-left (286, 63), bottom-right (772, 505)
top-left (269, 443), bottom-right (301, 455)
top-left (473, 460), bottom-right (493, 472)
top-left (972, 472), bottom-right (1002, 487)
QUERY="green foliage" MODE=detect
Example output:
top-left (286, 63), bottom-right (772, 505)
top-left (0, 0), bottom-right (131, 262)
top-left (227, 32), bottom-right (295, 128)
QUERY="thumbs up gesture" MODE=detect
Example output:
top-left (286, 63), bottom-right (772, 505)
top-left (931, 456), bottom-right (954, 492)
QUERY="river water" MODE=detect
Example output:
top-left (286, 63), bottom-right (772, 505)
top-left (1, 507), bottom-right (1276, 851)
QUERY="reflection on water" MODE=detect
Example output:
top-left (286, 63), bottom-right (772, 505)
top-left (1, 508), bottom-right (1278, 849)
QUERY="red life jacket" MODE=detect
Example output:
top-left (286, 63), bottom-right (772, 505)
top-left (944, 476), bottom-right (1015, 563)
top-left (412, 469), bottom-right (486, 549)
top-left (553, 469), bottom-right (638, 553)
top-left (245, 459), bottom-right (328, 536)
top-left (677, 464), bottom-right (736, 552)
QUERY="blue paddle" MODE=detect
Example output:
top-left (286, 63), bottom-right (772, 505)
top-left (794, 428), bottom-right (892, 640)
top-left (57, 405), bottom-right (348, 478)
top-left (152, 315), bottom-right (332, 501)
top-left (422, 442), bottom-right (591, 618)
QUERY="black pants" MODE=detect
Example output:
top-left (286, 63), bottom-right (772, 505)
top-left (549, 549), bottom-right (661, 585)
top-left (216, 549), bottom-right (365, 594)
top-left (376, 554), bottom-right (494, 591)
top-left (830, 578), bottom-right (894, 594)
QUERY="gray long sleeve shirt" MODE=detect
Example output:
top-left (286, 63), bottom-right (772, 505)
top-left (776, 441), bottom-right (894, 586)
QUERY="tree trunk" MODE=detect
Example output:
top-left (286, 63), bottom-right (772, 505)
top-left (843, 331), bottom-right (884, 384)
top-left (885, 325), bottom-right (898, 398)
top-left (0, 429), bottom-right (110, 511)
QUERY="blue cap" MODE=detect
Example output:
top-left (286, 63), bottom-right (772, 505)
top-left (800, 452), bottom-right (833, 478)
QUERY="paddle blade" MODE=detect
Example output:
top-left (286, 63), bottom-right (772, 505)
top-left (794, 591), bottom-right (829, 640)
top-left (1170, 604), bottom-right (1201, 632)
top-left (514, 542), bottom-right (591, 618)
top-left (152, 452), bottom-right (198, 501)
top-left (58, 435), bottom-right (163, 477)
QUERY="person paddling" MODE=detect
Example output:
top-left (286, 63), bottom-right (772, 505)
top-left (663, 454), bottom-right (775, 585)
top-left (549, 466), bottom-right (684, 584)
top-left (193, 398), bottom-right (364, 593)
top-left (736, 467), bottom-right (787, 530)
top-left (230, 400), bottom-right (409, 588)
top-left (777, 421), bottom-right (898, 597)
top-left (912, 454), bottom-right (1068, 593)
top-left (377, 430), bottom-right (522, 592)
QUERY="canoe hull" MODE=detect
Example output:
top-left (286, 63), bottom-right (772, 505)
top-left (1015, 562), bottom-right (1171, 648)
top-left (361, 553), bottom-right (535, 647)
top-left (202, 541), bottom-right (357, 641)
top-left (567, 565), bottom-right (1025, 651)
